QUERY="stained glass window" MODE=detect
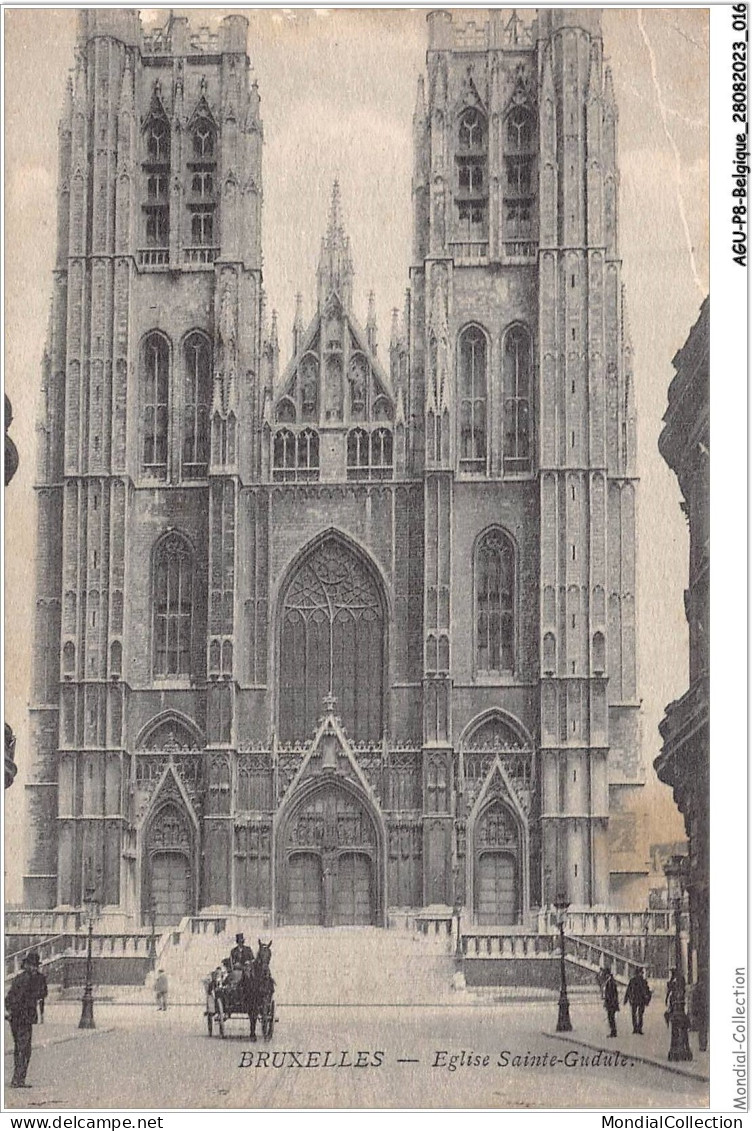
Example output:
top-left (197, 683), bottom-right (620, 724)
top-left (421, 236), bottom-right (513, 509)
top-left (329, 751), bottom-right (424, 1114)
top-left (280, 539), bottom-right (384, 742)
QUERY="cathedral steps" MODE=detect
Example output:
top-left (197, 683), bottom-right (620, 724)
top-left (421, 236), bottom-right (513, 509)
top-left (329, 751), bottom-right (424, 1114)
top-left (151, 925), bottom-right (458, 1005)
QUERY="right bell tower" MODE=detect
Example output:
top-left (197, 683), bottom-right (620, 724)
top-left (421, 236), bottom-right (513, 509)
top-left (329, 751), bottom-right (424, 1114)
top-left (410, 7), bottom-right (641, 914)
top-left (537, 8), bottom-right (639, 907)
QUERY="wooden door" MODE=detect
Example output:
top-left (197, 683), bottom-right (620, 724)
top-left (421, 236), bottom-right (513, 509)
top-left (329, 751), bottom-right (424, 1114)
top-left (333, 852), bottom-right (372, 926)
top-left (476, 851), bottom-right (517, 926)
top-left (287, 852), bottom-right (324, 925)
top-left (150, 851), bottom-right (190, 926)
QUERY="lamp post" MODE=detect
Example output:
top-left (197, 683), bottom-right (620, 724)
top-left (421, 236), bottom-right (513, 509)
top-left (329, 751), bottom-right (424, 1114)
top-left (664, 855), bottom-right (692, 1062)
top-left (451, 862), bottom-right (463, 960)
top-left (554, 894), bottom-right (572, 1032)
top-left (148, 897), bottom-right (157, 971)
top-left (78, 886), bottom-right (99, 1030)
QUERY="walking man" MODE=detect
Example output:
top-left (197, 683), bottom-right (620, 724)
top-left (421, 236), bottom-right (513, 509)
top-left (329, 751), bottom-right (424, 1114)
top-left (602, 965), bottom-right (620, 1038)
top-left (624, 967), bottom-right (652, 1034)
top-left (5, 952), bottom-right (43, 1088)
top-left (154, 968), bottom-right (169, 1011)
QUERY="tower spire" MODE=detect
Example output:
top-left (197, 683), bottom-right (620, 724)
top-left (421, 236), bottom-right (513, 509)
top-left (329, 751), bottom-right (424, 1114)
top-left (316, 180), bottom-right (354, 313)
top-left (292, 292), bottom-right (305, 355)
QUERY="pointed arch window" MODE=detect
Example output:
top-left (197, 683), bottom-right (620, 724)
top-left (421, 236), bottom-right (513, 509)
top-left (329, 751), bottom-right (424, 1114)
top-left (182, 333), bottom-right (211, 478)
top-left (458, 326), bottom-right (487, 473)
top-left (279, 538), bottom-right (385, 742)
top-left (273, 428), bottom-right (319, 482)
top-left (153, 534), bottom-right (194, 678)
top-left (504, 107), bottom-right (536, 255)
top-left (187, 116), bottom-right (217, 257)
top-left (141, 115), bottom-right (171, 263)
top-left (503, 325), bottom-right (532, 474)
top-left (347, 428), bottom-right (393, 481)
top-left (142, 333), bottom-right (170, 477)
top-left (455, 108), bottom-right (488, 243)
top-left (476, 528), bottom-right (515, 674)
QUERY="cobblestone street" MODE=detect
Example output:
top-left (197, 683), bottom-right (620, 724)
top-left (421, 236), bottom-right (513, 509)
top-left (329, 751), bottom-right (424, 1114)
top-left (5, 1001), bottom-right (708, 1110)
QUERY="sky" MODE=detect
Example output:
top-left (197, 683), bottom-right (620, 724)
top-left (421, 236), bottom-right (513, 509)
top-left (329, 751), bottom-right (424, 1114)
top-left (3, 7), bottom-right (709, 901)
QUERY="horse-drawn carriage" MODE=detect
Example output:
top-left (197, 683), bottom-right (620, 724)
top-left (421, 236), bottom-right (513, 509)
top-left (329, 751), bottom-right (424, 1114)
top-left (204, 940), bottom-right (275, 1040)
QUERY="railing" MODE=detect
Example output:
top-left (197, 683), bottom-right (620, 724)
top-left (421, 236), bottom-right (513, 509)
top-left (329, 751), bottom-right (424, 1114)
top-left (565, 936), bottom-right (640, 985)
top-left (416, 914), bottom-right (453, 938)
top-left (5, 934), bottom-right (72, 978)
top-left (183, 247), bottom-right (218, 265)
top-left (6, 910), bottom-right (82, 934)
top-left (190, 917), bottom-right (227, 935)
top-left (503, 241), bottom-right (537, 260)
top-left (138, 248), bottom-right (169, 267)
top-left (4, 932), bottom-right (156, 979)
top-left (449, 241), bottom-right (488, 261)
top-left (462, 933), bottom-right (555, 958)
top-left (539, 909), bottom-right (672, 936)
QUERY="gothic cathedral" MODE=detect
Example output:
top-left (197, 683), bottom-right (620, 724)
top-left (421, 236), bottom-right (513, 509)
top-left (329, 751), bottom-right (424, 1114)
top-left (26, 9), bottom-right (644, 931)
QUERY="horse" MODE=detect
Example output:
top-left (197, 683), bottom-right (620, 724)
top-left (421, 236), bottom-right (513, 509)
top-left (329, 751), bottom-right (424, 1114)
top-left (249, 939), bottom-right (275, 1041)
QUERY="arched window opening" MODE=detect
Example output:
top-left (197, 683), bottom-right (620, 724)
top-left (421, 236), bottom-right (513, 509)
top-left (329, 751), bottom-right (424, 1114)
top-left (192, 122), bottom-right (215, 160)
top-left (276, 398), bottom-right (296, 424)
top-left (183, 333), bottom-right (211, 478)
top-left (273, 428), bottom-right (319, 482)
top-left (503, 325), bottom-right (532, 474)
top-left (153, 534), bottom-right (194, 678)
top-left (348, 354), bottom-right (369, 420)
top-left (142, 117), bottom-right (170, 259)
top-left (504, 108), bottom-right (536, 256)
top-left (346, 428), bottom-right (393, 482)
top-left (279, 538), bottom-right (385, 743)
top-left (455, 109), bottom-right (488, 245)
top-left (188, 119), bottom-right (217, 256)
top-left (476, 529), bottom-right (515, 673)
top-left (300, 356), bottom-right (319, 422)
top-left (142, 333), bottom-right (169, 477)
top-left (458, 326), bottom-right (487, 473)
top-left (146, 122), bottom-right (170, 164)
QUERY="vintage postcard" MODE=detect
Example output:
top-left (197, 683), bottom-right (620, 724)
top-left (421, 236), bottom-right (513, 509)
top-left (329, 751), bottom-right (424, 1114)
top-left (2, 2), bottom-right (738, 1119)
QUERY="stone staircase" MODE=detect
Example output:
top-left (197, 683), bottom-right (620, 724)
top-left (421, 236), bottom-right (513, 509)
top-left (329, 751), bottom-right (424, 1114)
top-left (149, 923), bottom-right (457, 1005)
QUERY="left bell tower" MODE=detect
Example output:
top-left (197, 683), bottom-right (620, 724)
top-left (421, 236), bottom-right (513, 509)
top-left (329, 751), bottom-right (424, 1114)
top-left (25, 11), bottom-right (264, 915)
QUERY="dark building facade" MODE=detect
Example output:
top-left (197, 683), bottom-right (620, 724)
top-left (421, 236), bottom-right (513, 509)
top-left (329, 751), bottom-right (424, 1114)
top-left (25, 8), bottom-right (647, 930)
top-left (656, 296), bottom-right (709, 1035)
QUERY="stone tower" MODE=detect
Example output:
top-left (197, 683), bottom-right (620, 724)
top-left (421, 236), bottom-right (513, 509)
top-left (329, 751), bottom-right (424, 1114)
top-left (409, 7), bottom-right (640, 910)
top-left (26, 11), bottom-right (263, 913)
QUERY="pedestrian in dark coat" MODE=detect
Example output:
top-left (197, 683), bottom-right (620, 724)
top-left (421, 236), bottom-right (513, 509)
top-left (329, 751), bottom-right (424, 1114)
top-left (5, 953), bottom-right (42, 1087)
top-left (602, 966), bottom-right (620, 1037)
top-left (624, 967), bottom-right (652, 1034)
top-left (30, 967), bottom-right (48, 1024)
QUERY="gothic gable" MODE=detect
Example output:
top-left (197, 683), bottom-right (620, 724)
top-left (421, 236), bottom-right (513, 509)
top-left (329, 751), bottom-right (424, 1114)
top-left (274, 301), bottom-right (394, 427)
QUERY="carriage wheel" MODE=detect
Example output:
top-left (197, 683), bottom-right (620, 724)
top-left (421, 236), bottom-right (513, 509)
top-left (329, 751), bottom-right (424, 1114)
top-left (262, 999), bottom-right (274, 1041)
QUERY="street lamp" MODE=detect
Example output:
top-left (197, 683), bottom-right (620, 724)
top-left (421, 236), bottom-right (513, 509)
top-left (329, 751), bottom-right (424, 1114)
top-left (664, 855), bottom-right (692, 1062)
top-left (147, 897), bottom-right (157, 971)
top-left (78, 885), bottom-right (100, 1030)
top-left (554, 894), bottom-right (572, 1032)
top-left (452, 863), bottom-right (463, 961)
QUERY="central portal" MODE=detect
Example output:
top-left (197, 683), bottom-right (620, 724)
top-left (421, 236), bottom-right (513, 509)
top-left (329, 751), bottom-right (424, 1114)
top-left (278, 783), bottom-right (379, 926)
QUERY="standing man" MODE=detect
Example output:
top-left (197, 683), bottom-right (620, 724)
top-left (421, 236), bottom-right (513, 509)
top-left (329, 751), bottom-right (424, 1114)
top-left (624, 967), bottom-right (652, 1034)
top-left (154, 969), bottom-right (169, 1011)
top-left (602, 965), bottom-right (620, 1038)
top-left (5, 952), bottom-right (42, 1088)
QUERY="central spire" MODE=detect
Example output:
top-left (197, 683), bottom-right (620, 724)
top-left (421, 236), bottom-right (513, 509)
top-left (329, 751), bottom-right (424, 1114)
top-left (317, 179), bottom-right (354, 313)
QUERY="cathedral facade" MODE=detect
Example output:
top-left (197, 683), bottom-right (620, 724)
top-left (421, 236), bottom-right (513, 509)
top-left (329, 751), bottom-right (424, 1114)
top-left (25, 8), bottom-right (645, 930)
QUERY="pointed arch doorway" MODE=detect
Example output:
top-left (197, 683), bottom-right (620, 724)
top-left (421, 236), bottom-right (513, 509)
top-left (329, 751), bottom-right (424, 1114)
top-left (277, 781), bottom-right (382, 927)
